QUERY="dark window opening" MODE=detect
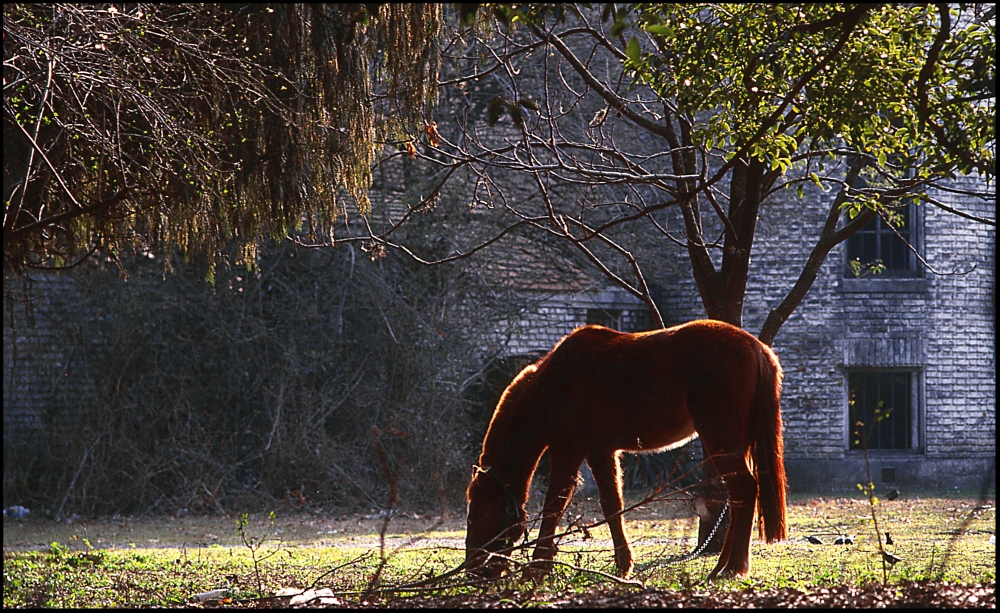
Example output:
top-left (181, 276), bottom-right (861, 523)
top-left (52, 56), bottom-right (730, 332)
top-left (587, 308), bottom-right (622, 329)
top-left (586, 308), bottom-right (652, 332)
top-left (848, 371), bottom-right (915, 451)
top-left (845, 203), bottom-right (919, 278)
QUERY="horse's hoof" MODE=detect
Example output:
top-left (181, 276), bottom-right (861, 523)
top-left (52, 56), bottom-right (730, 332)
top-left (614, 552), bottom-right (634, 579)
top-left (707, 565), bottom-right (749, 581)
top-left (465, 558), bottom-right (508, 580)
top-left (468, 568), bottom-right (501, 580)
top-left (614, 563), bottom-right (634, 579)
top-left (522, 560), bottom-right (553, 582)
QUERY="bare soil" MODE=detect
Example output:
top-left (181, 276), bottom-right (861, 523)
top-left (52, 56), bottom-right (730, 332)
top-left (352, 581), bottom-right (995, 608)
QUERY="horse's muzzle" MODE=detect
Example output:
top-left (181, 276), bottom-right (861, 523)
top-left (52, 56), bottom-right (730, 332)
top-left (464, 550), bottom-right (509, 579)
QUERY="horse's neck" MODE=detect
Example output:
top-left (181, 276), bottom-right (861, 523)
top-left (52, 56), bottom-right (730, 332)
top-left (480, 404), bottom-right (545, 505)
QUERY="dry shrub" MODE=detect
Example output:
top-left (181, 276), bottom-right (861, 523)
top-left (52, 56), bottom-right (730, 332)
top-left (3, 239), bottom-right (529, 517)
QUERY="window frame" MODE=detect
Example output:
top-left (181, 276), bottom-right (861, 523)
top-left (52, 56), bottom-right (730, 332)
top-left (586, 307), bottom-right (623, 329)
top-left (843, 199), bottom-right (924, 280)
top-left (844, 368), bottom-right (923, 454)
top-left (584, 307), bottom-right (651, 332)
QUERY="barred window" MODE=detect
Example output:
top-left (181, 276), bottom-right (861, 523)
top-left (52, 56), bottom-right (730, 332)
top-left (845, 203), bottom-right (920, 278)
top-left (586, 308), bottom-right (650, 332)
top-left (586, 308), bottom-right (622, 329)
top-left (847, 371), bottom-right (917, 451)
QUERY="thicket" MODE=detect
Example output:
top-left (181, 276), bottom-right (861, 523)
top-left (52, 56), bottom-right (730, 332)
top-left (3, 234), bottom-right (532, 518)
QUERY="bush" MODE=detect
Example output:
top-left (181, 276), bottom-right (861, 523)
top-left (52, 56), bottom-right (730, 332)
top-left (3, 240), bottom-right (530, 517)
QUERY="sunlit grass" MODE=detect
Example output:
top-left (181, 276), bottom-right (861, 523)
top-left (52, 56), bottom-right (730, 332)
top-left (4, 493), bottom-right (994, 607)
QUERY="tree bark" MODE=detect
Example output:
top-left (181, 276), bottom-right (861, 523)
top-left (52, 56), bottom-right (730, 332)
top-left (682, 155), bottom-right (758, 552)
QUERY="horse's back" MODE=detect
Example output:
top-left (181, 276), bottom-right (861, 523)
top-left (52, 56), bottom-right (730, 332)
top-left (545, 320), bottom-right (762, 376)
top-left (525, 320), bottom-right (768, 451)
top-left (527, 324), bottom-right (685, 450)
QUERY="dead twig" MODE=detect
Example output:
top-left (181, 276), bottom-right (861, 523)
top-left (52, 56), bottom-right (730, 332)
top-left (55, 433), bottom-right (102, 521)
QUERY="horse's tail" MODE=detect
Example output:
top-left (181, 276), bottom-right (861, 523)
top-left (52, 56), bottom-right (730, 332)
top-left (750, 342), bottom-right (787, 542)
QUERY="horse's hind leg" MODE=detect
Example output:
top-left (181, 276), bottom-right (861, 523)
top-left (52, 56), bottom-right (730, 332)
top-left (529, 451), bottom-right (585, 575)
top-left (589, 451), bottom-right (634, 578)
top-left (701, 446), bottom-right (757, 580)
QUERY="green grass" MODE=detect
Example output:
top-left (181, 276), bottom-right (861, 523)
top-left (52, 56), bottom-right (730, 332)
top-left (4, 492), bottom-right (994, 607)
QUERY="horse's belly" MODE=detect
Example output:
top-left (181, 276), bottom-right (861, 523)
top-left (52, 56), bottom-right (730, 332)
top-left (609, 409), bottom-right (697, 453)
top-left (566, 368), bottom-right (698, 453)
top-left (619, 425), bottom-right (697, 453)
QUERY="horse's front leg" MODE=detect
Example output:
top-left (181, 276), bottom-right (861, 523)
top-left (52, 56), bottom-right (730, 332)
top-left (588, 451), bottom-right (633, 578)
top-left (528, 451), bottom-right (584, 577)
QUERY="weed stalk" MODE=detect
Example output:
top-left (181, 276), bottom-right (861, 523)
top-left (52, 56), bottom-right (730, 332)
top-left (365, 426), bottom-right (399, 593)
top-left (236, 511), bottom-right (282, 596)
top-left (854, 420), bottom-right (888, 584)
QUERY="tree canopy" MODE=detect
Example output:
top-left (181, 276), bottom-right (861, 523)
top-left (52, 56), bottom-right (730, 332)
top-left (624, 4), bottom-right (993, 180)
top-left (4, 3), bottom-right (994, 323)
top-left (3, 3), bottom-right (440, 279)
top-left (358, 3), bottom-right (993, 343)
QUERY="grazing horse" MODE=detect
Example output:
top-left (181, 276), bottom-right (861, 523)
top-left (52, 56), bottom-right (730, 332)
top-left (464, 319), bottom-right (786, 580)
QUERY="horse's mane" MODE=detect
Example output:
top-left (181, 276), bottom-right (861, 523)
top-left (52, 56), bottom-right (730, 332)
top-left (496, 362), bottom-right (539, 410)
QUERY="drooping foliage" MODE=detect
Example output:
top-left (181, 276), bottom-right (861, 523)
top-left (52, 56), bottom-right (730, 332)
top-left (3, 4), bottom-right (440, 278)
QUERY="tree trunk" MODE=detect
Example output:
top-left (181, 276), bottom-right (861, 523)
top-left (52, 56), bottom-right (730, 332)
top-left (687, 157), bottom-right (766, 553)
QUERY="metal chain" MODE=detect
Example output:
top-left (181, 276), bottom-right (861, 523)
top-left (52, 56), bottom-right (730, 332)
top-left (678, 499), bottom-right (729, 563)
top-left (635, 498), bottom-right (730, 571)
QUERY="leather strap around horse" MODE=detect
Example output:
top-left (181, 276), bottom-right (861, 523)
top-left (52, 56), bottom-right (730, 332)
top-left (474, 465), bottom-right (522, 535)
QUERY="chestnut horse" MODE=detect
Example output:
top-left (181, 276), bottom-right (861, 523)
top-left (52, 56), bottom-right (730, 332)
top-left (464, 319), bottom-right (786, 580)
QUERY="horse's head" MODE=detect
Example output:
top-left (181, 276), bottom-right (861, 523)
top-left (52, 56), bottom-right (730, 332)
top-left (464, 464), bottom-right (525, 578)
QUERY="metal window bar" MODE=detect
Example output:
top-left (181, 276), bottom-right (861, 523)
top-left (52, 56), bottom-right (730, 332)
top-left (845, 204), bottom-right (917, 277)
top-left (849, 371), bottom-right (913, 450)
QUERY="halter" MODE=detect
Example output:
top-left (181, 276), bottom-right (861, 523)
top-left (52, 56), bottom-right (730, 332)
top-left (472, 464), bottom-right (522, 538)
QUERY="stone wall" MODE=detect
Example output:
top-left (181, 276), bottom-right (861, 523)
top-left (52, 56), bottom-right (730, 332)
top-left (504, 174), bottom-right (995, 491)
top-left (5, 176), bottom-right (994, 495)
top-left (3, 273), bottom-right (102, 449)
top-left (502, 287), bottom-right (650, 357)
top-left (672, 175), bottom-right (994, 490)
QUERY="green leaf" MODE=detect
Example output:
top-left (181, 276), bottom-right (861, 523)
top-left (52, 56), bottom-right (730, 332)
top-left (509, 105), bottom-right (524, 129)
top-left (810, 172), bottom-right (822, 187)
top-left (486, 96), bottom-right (506, 127)
top-left (601, 3), bottom-right (614, 23)
top-left (610, 19), bottom-right (626, 38)
top-left (644, 24), bottom-right (674, 37)
top-left (458, 3), bottom-right (480, 25)
top-left (626, 37), bottom-right (641, 65)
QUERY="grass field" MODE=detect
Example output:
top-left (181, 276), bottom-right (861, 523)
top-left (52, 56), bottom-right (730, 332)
top-left (3, 490), bottom-right (994, 607)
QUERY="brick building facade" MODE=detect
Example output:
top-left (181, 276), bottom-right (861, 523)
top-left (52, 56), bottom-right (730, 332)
top-left (3, 274), bottom-right (102, 444)
top-left (494, 176), bottom-right (995, 492)
top-left (3, 178), bottom-right (994, 496)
